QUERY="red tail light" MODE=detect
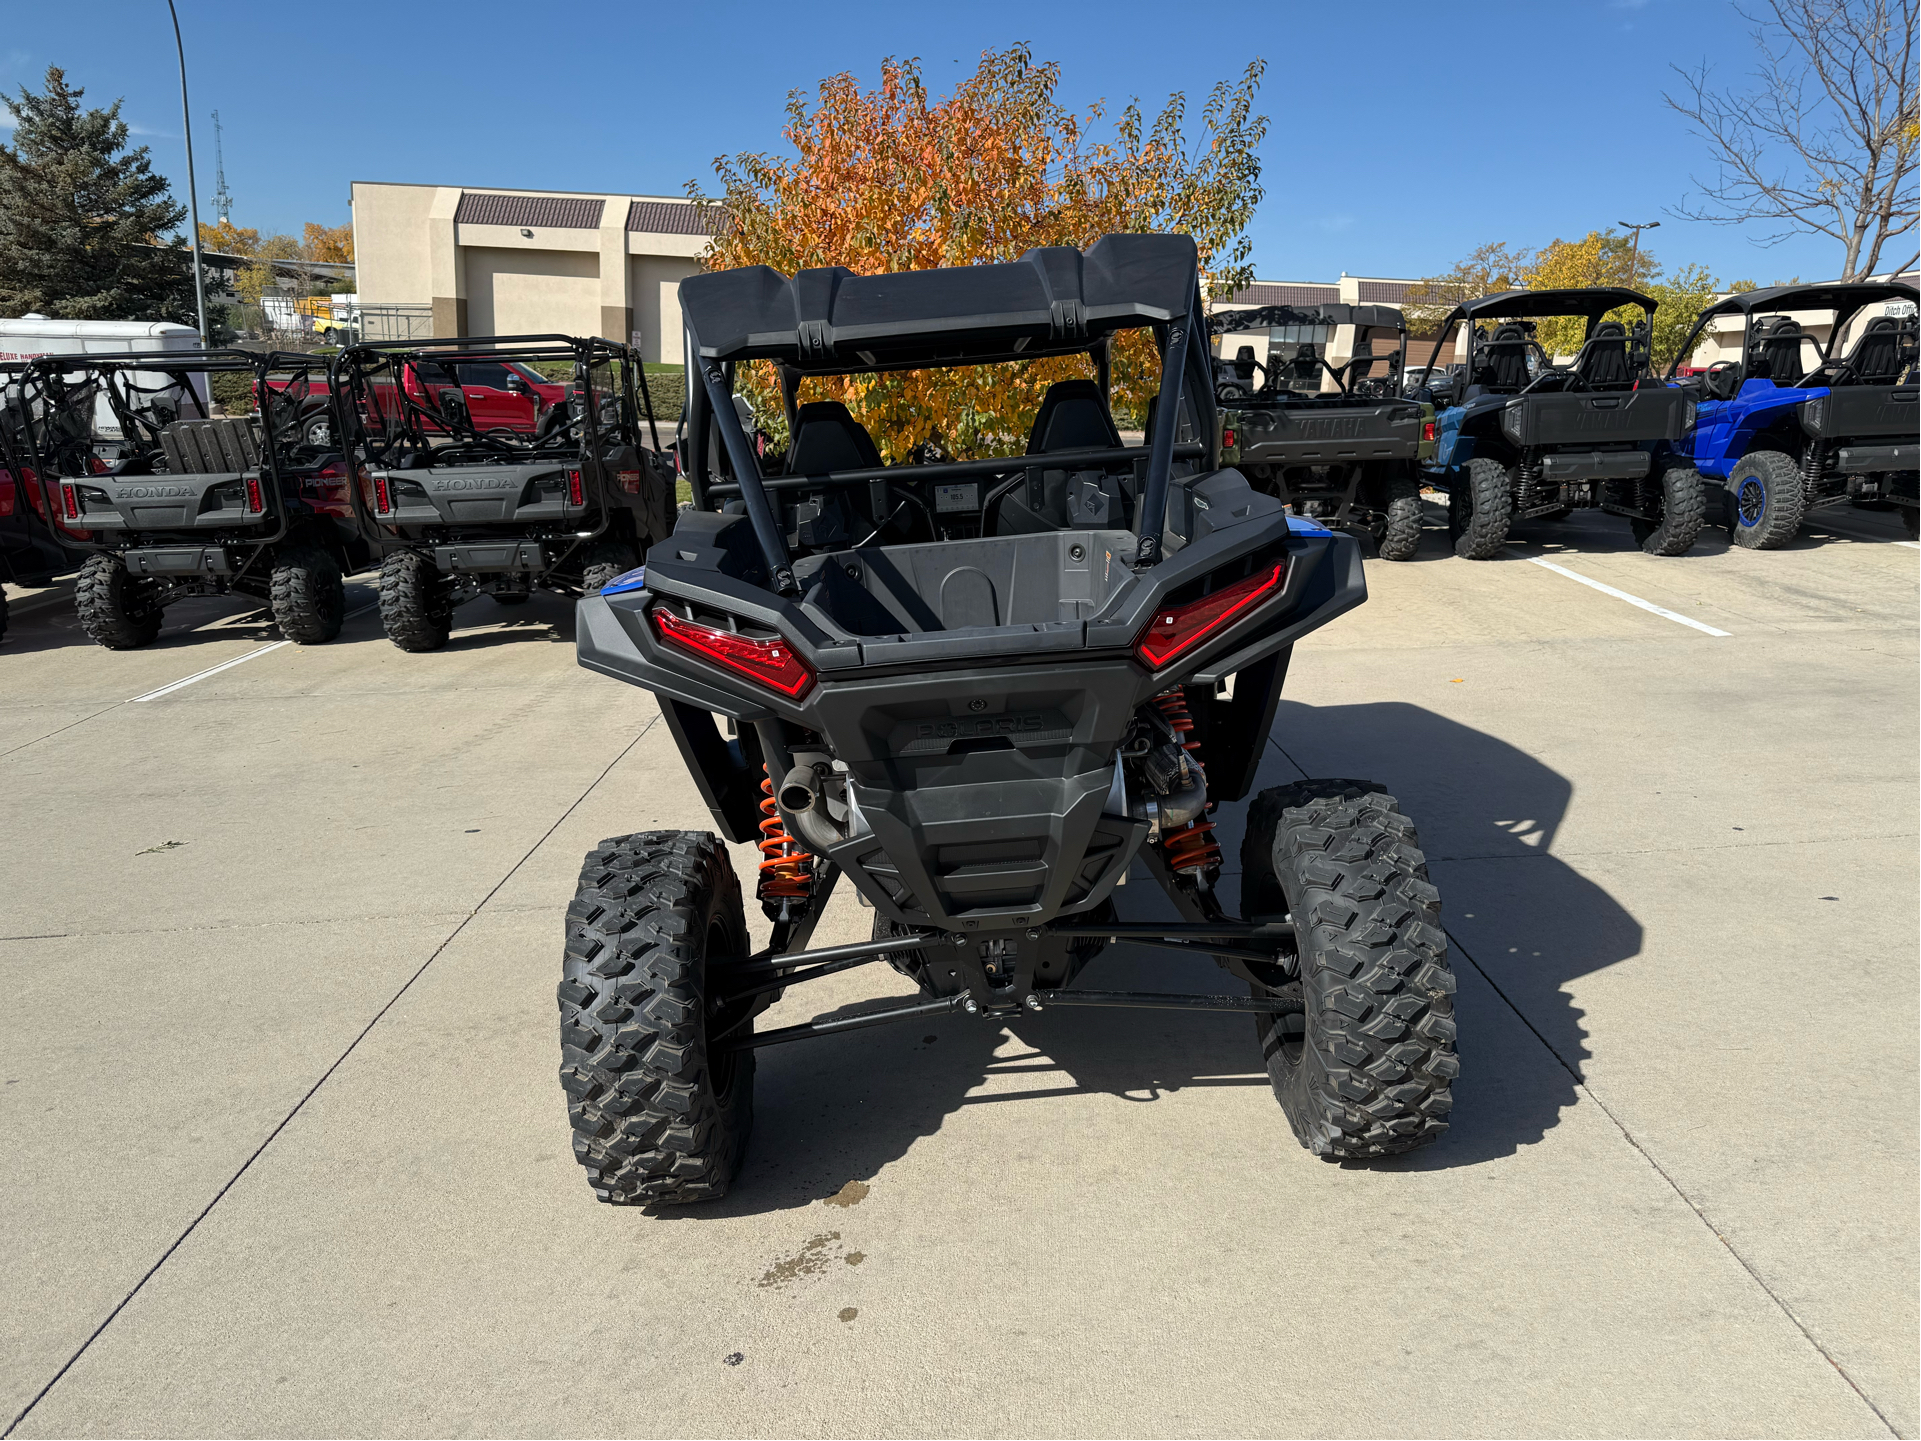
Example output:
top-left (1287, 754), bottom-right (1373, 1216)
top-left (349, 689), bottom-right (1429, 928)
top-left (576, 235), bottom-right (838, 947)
top-left (1222, 428), bottom-right (1237, 449)
top-left (1422, 420), bottom-right (1437, 441)
top-left (244, 475), bottom-right (265, 513)
top-left (373, 474), bottom-right (393, 514)
top-left (652, 609), bottom-right (815, 699)
top-left (566, 468), bottom-right (584, 505)
top-left (61, 482), bottom-right (81, 520)
top-left (1135, 562), bottom-right (1286, 671)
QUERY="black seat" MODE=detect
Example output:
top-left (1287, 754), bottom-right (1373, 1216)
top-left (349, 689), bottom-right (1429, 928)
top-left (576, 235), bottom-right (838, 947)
top-left (1841, 316), bottom-right (1903, 381)
top-left (1025, 379), bottom-right (1121, 455)
top-left (1577, 320), bottom-right (1632, 387)
top-left (1233, 345), bottom-right (1258, 383)
top-left (1757, 318), bottom-right (1805, 385)
top-left (785, 401), bottom-right (882, 474)
top-left (1481, 323), bottom-right (1531, 389)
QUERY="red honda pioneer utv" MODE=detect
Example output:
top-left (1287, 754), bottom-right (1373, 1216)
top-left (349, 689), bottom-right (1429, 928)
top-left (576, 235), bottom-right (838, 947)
top-left (332, 335), bottom-right (674, 651)
top-left (1, 360), bottom-right (95, 640)
top-left (15, 349), bottom-right (368, 649)
top-left (561, 235), bottom-right (1459, 1203)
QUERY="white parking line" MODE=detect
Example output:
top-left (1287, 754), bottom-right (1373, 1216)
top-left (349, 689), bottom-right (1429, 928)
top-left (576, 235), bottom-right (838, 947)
top-left (1518, 553), bottom-right (1732, 637)
top-left (1896, 541), bottom-right (1920, 550)
top-left (131, 642), bottom-right (292, 702)
top-left (128, 598), bottom-right (380, 704)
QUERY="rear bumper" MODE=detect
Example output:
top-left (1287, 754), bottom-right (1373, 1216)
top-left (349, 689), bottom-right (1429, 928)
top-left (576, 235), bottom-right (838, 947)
top-left (431, 541), bottom-right (549, 574)
top-left (1834, 443), bottom-right (1916, 474)
top-left (123, 546), bottom-right (236, 577)
top-left (1539, 450), bottom-right (1652, 483)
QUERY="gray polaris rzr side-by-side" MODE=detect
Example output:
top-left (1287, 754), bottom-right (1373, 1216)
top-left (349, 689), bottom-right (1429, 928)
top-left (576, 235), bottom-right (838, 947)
top-left (562, 234), bottom-right (1458, 1204)
top-left (1419, 288), bottom-right (1700, 558)
top-left (11, 349), bottom-right (371, 650)
top-left (1208, 302), bottom-right (1432, 560)
top-left (333, 334), bottom-right (675, 652)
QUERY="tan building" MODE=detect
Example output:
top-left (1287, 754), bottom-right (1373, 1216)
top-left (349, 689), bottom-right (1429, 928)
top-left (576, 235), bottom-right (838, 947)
top-left (349, 182), bottom-right (721, 360)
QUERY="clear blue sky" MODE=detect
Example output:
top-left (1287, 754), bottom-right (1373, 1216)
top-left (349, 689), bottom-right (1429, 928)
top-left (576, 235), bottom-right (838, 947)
top-left (0, 0), bottom-right (1864, 286)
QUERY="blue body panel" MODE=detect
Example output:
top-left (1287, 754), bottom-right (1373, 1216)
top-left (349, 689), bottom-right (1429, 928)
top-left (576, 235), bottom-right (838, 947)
top-left (1686, 379), bottom-right (1818, 479)
top-left (1430, 405), bottom-right (1473, 472)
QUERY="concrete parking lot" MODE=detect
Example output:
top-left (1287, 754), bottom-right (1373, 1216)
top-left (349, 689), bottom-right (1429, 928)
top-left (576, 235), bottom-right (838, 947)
top-left (2, 504), bottom-right (1915, 1439)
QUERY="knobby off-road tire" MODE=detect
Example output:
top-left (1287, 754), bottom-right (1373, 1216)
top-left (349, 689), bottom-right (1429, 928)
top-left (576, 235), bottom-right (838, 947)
top-left (1376, 474), bottom-right (1423, 561)
top-left (559, 831), bottom-right (755, 1205)
top-left (1901, 502), bottom-right (1920, 540)
top-left (377, 550), bottom-right (451, 652)
top-left (1630, 462), bottom-right (1707, 557)
top-left (1728, 450), bottom-right (1806, 550)
top-left (75, 553), bottom-right (163, 650)
top-left (268, 545), bottom-right (346, 644)
top-left (1448, 457), bottom-right (1512, 559)
top-left (1241, 780), bottom-right (1458, 1160)
top-left (0, 585), bottom-right (9, 642)
top-left (579, 540), bottom-right (638, 597)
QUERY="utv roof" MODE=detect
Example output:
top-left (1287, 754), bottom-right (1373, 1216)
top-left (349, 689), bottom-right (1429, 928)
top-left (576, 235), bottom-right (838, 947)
top-left (1207, 303), bottom-right (1404, 335)
top-left (1455, 287), bottom-right (1656, 320)
top-left (1693, 279), bottom-right (1918, 321)
top-left (679, 233), bottom-right (1199, 374)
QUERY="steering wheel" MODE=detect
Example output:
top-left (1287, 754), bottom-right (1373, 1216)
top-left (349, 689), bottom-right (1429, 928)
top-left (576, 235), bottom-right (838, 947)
top-left (1703, 360), bottom-right (1741, 399)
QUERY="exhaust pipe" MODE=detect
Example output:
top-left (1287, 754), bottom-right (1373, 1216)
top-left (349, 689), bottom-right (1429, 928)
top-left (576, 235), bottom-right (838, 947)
top-left (778, 765), bottom-right (820, 814)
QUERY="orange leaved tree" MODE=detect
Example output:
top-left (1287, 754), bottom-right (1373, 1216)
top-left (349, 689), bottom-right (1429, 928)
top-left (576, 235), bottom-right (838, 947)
top-left (699, 46), bottom-right (1267, 459)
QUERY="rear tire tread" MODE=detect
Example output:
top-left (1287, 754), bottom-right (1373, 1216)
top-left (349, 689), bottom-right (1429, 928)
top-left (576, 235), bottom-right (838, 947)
top-left (1242, 780), bottom-right (1457, 1161)
top-left (559, 830), bottom-right (753, 1205)
top-left (268, 545), bottom-right (346, 643)
top-left (74, 553), bottom-right (163, 650)
top-left (378, 550), bottom-right (452, 652)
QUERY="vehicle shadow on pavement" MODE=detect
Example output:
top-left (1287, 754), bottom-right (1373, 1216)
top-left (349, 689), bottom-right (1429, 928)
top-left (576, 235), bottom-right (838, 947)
top-left (440, 598), bottom-right (579, 650)
top-left (1264, 699), bottom-right (1643, 1168)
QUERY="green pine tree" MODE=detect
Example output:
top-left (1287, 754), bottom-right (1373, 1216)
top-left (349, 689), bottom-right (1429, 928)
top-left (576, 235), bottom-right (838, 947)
top-left (0, 66), bottom-right (195, 323)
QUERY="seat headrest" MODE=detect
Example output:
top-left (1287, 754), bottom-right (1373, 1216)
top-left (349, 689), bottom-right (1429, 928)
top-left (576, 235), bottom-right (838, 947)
top-left (1578, 324), bottom-right (1632, 387)
top-left (1025, 379), bottom-right (1121, 456)
top-left (785, 401), bottom-right (881, 475)
top-left (1843, 315), bottom-right (1905, 380)
top-left (1758, 318), bottom-right (1805, 384)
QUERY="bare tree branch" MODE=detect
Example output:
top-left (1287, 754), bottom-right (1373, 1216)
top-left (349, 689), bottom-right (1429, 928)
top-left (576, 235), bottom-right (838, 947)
top-left (1664, 0), bottom-right (1917, 279)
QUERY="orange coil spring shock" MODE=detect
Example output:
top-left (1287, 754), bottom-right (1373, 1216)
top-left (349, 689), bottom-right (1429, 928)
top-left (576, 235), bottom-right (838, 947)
top-left (1153, 688), bottom-right (1221, 874)
top-left (757, 768), bottom-right (814, 905)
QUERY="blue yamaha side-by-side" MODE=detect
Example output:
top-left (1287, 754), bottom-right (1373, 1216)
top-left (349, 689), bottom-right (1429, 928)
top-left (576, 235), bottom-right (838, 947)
top-left (1409, 279), bottom-right (1917, 556)
top-left (1663, 281), bottom-right (1918, 547)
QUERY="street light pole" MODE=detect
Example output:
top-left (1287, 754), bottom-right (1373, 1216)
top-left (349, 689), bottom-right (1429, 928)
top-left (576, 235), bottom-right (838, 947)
top-left (167, 0), bottom-right (210, 345)
top-left (1619, 219), bottom-right (1660, 287)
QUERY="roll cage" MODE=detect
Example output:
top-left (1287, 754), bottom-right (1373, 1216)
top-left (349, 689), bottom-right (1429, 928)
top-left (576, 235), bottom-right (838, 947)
top-left (678, 233), bottom-right (1218, 594)
top-left (1206, 303), bottom-right (1407, 398)
top-left (1662, 280), bottom-right (1919, 390)
top-left (11, 348), bottom-right (335, 546)
top-left (1421, 287), bottom-right (1658, 398)
top-left (331, 333), bottom-right (659, 472)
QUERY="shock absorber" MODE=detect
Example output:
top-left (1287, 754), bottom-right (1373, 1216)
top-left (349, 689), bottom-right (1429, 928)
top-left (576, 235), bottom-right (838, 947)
top-left (1152, 689), bottom-right (1221, 876)
top-left (1801, 441), bottom-right (1827, 502)
top-left (757, 766), bottom-right (813, 917)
